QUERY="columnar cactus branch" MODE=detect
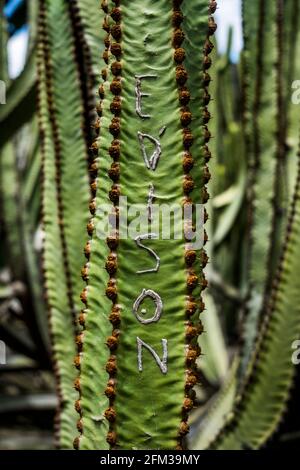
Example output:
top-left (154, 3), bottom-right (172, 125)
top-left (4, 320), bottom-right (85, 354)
top-left (75, 0), bottom-right (216, 451)
top-left (38, 5), bottom-right (76, 329)
top-left (68, 0), bottom-right (98, 164)
top-left (212, 131), bottom-right (300, 450)
top-left (37, 12), bottom-right (71, 443)
top-left (240, 0), bottom-right (279, 376)
top-left (37, 0), bottom-right (92, 448)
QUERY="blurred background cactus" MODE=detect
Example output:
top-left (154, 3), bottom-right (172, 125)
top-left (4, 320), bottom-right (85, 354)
top-left (0, 0), bottom-right (300, 450)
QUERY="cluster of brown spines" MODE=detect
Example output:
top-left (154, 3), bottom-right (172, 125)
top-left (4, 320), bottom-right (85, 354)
top-left (37, 0), bottom-right (76, 447)
top-left (74, 0), bottom-right (122, 450)
top-left (172, 0), bottom-right (216, 449)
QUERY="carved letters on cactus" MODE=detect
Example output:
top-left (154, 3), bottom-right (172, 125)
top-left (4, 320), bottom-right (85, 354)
top-left (137, 337), bottom-right (168, 374)
top-left (133, 73), bottom-right (167, 371)
top-left (135, 74), bottom-right (157, 119)
top-left (135, 76), bottom-right (164, 171)
top-left (133, 288), bottom-right (163, 325)
top-left (135, 234), bottom-right (160, 274)
top-left (138, 132), bottom-right (162, 171)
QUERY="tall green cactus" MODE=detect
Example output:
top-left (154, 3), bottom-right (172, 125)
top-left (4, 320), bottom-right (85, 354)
top-left (241, 0), bottom-right (280, 375)
top-left (74, 0), bottom-right (216, 450)
top-left (211, 133), bottom-right (300, 449)
top-left (37, 0), bottom-right (102, 448)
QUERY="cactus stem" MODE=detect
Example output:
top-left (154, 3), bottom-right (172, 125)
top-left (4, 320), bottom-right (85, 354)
top-left (74, 0), bottom-right (124, 450)
top-left (171, 0), bottom-right (215, 447)
top-left (104, 2), bottom-right (123, 448)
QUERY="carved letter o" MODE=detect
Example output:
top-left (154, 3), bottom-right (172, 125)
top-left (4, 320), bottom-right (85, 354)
top-left (133, 289), bottom-right (163, 324)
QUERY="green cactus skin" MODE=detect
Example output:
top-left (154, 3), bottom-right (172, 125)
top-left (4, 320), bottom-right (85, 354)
top-left (37, 0), bottom-right (96, 448)
top-left (75, 0), bottom-right (216, 451)
top-left (37, 11), bottom-right (78, 447)
top-left (212, 135), bottom-right (300, 450)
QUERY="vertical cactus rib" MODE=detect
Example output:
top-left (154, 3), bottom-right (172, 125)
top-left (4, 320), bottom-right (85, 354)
top-left (265, 0), bottom-right (289, 291)
top-left (37, 0), bottom-right (91, 448)
top-left (240, 0), bottom-right (261, 289)
top-left (248, 0), bottom-right (277, 292)
top-left (44, 0), bottom-right (91, 320)
top-left (102, 2), bottom-right (123, 447)
top-left (73, 0), bottom-right (112, 450)
top-left (240, 0), bottom-right (278, 376)
top-left (284, 1), bottom-right (300, 199)
top-left (240, 0), bottom-right (260, 169)
top-left (75, 0), bottom-right (215, 450)
top-left (174, 0), bottom-right (216, 446)
top-left (239, 0), bottom-right (262, 368)
top-left (37, 3), bottom-right (73, 441)
top-left (38, 4), bottom-right (76, 331)
top-left (283, 0), bottom-right (300, 131)
top-left (238, 0), bottom-right (258, 302)
top-left (252, 0), bottom-right (265, 173)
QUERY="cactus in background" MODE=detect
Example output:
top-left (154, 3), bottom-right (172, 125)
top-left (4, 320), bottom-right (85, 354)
top-left (36, 0), bottom-right (103, 448)
top-left (241, 0), bottom-right (282, 375)
top-left (211, 136), bottom-right (300, 449)
top-left (189, 0), bottom-right (300, 450)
